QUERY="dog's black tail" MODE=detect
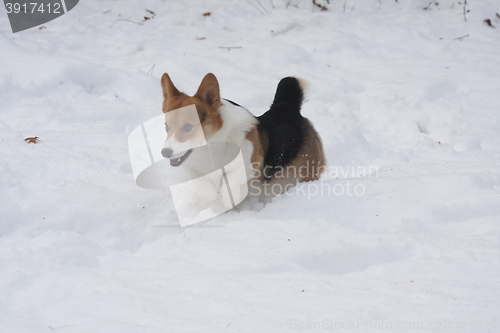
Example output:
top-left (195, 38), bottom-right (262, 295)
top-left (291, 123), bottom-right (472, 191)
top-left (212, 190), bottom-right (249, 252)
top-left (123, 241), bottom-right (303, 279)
top-left (257, 77), bottom-right (308, 176)
top-left (269, 77), bottom-right (307, 116)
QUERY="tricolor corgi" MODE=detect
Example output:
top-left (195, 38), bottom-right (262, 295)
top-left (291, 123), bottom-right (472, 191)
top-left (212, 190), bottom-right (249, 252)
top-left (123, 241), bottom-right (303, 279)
top-left (160, 73), bottom-right (326, 200)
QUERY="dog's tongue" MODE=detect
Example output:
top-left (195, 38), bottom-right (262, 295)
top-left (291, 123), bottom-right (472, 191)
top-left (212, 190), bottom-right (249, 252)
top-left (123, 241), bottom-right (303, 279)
top-left (169, 149), bottom-right (192, 167)
top-left (170, 157), bottom-right (181, 166)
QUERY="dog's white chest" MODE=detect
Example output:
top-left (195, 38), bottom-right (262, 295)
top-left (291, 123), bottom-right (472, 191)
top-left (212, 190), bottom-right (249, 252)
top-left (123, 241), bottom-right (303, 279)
top-left (210, 102), bottom-right (258, 180)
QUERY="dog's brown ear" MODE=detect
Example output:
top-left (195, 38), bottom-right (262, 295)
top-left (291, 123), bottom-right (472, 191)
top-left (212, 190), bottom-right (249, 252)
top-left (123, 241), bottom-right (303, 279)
top-left (161, 73), bottom-right (181, 100)
top-left (195, 73), bottom-right (221, 110)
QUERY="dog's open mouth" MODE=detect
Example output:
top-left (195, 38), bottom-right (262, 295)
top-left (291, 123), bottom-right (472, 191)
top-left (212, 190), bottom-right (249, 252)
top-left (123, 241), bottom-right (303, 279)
top-left (169, 149), bottom-right (193, 167)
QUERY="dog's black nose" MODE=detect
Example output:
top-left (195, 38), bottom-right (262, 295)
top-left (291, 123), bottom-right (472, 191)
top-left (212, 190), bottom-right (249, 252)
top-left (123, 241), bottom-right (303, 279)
top-left (161, 148), bottom-right (173, 158)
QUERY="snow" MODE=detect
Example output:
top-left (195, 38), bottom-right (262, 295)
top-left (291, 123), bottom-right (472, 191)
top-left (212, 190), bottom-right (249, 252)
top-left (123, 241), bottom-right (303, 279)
top-left (1, 0), bottom-right (500, 331)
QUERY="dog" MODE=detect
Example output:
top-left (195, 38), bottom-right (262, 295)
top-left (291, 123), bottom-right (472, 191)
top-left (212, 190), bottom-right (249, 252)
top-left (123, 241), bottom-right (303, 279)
top-left (160, 73), bottom-right (326, 202)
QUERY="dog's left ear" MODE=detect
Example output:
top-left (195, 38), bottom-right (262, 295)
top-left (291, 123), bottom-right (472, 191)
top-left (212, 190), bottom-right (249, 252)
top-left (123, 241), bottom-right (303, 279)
top-left (161, 73), bottom-right (181, 100)
top-left (195, 73), bottom-right (221, 110)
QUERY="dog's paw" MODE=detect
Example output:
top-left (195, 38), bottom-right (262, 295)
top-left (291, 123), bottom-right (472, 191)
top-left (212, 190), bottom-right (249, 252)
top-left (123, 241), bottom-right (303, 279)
top-left (195, 180), bottom-right (219, 202)
top-left (220, 187), bottom-right (234, 209)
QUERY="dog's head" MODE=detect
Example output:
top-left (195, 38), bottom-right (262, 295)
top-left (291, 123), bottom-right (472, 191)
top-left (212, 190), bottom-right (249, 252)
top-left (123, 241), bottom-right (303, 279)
top-left (160, 73), bottom-right (223, 166)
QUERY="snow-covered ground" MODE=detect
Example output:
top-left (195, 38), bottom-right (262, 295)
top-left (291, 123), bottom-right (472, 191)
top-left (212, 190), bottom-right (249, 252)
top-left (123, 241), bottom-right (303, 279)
top-left (1, 0), bottom-right (500, 331)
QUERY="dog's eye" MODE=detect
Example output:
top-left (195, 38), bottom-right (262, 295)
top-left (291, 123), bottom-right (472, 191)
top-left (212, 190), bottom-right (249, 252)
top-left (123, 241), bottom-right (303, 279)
top-left (181, 123), bottom-right (193, 132)
top-left (165, 124), bottom-right (169, 132)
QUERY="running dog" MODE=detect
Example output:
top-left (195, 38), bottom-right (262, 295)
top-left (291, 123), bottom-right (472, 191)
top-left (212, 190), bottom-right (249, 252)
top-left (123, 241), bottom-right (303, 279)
top-left (160, 73), bottom-right (326, 200)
